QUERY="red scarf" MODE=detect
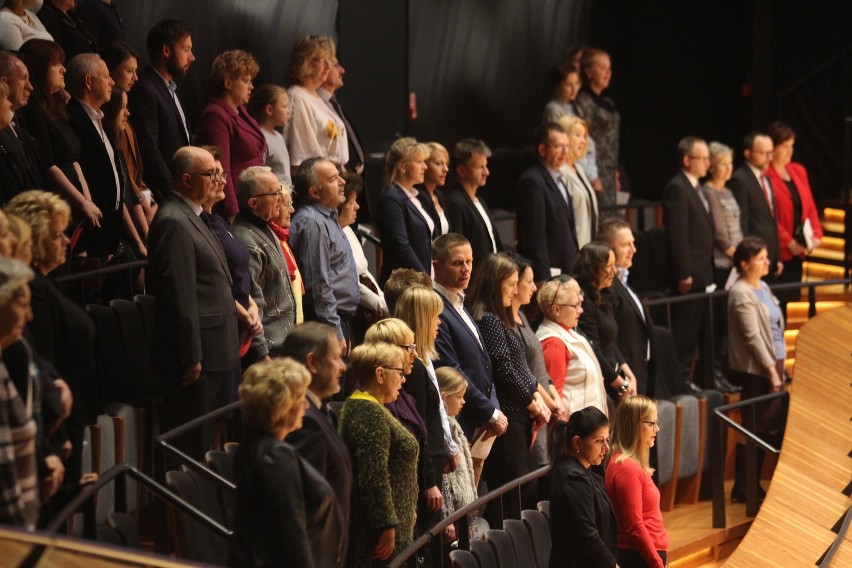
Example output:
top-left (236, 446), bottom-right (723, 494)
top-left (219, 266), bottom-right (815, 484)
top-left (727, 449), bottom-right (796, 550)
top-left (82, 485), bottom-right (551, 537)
top-left (267, 221), bottom-right (303, 292)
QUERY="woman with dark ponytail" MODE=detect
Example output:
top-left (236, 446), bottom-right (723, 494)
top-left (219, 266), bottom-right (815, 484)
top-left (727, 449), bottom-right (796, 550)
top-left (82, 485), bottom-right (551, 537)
top-left (548, 406), bottom-right (618, 568)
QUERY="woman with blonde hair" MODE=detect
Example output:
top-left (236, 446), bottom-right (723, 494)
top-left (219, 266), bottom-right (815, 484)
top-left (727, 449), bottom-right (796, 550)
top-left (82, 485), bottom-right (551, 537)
top-left (6, 214), bottom-right (32, 264)
top-left (231, 357), bottom-right (343, 568)
top-left (417, 141), bottom-right (450, 235)
top-left (375, 137), bottom-right (434, 285)
top-left (556, 114), bottom-right (599, 247)
top-left (605, 395), bottom-right (668, 568)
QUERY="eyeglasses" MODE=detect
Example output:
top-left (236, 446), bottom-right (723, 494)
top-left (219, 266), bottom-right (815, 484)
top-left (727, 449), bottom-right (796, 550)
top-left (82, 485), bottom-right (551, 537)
top-left (641, 420), bottom-right (660, 429)
top-left (382, 367), bottom-right (406, 375)
top-left (688, 155), bottom-right (710, 162)
top-left (398, 343), bottom-right (417, 354)
top-left (189, 170), bottom-right (218, 180)
top-left (253, 187), bottom-right (286, 199)
top-left (548, 281), bottom-right (583, 311)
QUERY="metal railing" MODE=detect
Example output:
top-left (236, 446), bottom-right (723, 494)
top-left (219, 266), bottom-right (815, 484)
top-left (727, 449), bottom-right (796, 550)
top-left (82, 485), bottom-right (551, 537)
top-left (818, 504), bottom-right (852, 567)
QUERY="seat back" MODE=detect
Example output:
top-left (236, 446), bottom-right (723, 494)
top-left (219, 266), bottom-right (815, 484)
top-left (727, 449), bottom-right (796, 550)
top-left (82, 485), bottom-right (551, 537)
top-left (521, 509), bottom-right (550, 568)
top-left (133, 294), bottom-right (156, 352)
top-left (107, 512), bottom-right (142, 549)
top-left (110, 299), bottom-right (164, 395)
top-left (651, 326), bottom-right (689, 399)
top-left (470, 536), bottom-right (499, 568)
top-left (104, 402), bottom-right (144, 514)
top-left (671, 394), bottom-right (700, 480)
top-left (449, 549), bottom-right (479, 568)
top-left (655, 399), bottom-right (680, 511)
top-left (95, 413), bottom-right (118, 525)
top-left (86, 304), bottom-right (139, 406)
top-left (503, 519), bottom-right (536, 568)
top-left (536, 500), bottom-right (549, 521)
top-left (485, 529), bottom-right (518, 568)
top-left (164, 469), bottom-right (229, 564)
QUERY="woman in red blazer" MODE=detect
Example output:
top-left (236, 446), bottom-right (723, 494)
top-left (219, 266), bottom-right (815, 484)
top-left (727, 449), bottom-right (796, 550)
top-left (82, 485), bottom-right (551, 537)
top-left (197, 49), bottom-right (267, 221)
top-left (765, 121), bottom-right (823, 307)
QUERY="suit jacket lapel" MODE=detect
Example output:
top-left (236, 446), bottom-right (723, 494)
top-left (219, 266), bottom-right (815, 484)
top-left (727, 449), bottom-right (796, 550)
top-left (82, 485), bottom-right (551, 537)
top-left (400, 189), bottom-right (432, 238)
top-left (440, 293), bottom-right (488, 358)
top-left (148, 68), bottom-right (190, 145)
top-left (172, 197), bottom-right (232, 284)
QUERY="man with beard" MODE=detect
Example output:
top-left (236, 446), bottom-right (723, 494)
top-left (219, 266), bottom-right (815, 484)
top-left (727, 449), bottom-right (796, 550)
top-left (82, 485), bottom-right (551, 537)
top-left (129, 19), bottom-right (195, 200)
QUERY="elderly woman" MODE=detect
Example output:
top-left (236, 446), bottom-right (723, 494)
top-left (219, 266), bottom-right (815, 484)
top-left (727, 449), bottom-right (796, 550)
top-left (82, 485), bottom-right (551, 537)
top-left (230, 357), bottom-right (343, 568)
top-left (376, 137), bottom-right (433, 285)
top-left (247, 83), bottom-right (292, 185)
top-left (0, 256), bottom-right (39, 530)
top-left (575, 242), bottom-right (636, 403)
top-left (605, 395), bottom-right (669, 568)
top-left (285, 35), bottom-right (348, 169)
top-left (557, 114), bottom-right (599, 247)
top-left (197, 49), bottom-right (266, 221)
top-left (339, 341), bottom-right (419, 566)
top-left (37, 0), bottom-right (96, 59)
top-left (416, 141), bottom-right (450, 236)
top-left (6, 214), bottom-right (32, 263)
top-left (702, 142), bottom-right (743, 288)
top-left (17, 39), bottom-right (102, 228)
top-left (766, 120), bottom-right (824, 308)
top-left (5, 190), bottom-right (96, 498)
top-left (536, 276), bottom-right (608, 416)
top-left (268, 185), bottom-right (303, 324)
top-left (728, 237), bottom-right (787, 503)
top-left (0, 1), bottom-right (52, 51)
top-left (0, 80), bottom-right (12, 130)
top-left (549, 407), bottom-right (616, 568)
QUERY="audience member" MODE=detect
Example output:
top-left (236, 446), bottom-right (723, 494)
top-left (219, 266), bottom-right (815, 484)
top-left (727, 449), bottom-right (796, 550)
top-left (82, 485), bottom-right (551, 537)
top-left (516, 122), bottom-right (579, 282)
top-left (6, 213), bottom-right (32, 263)
top-left (232, 166), bottom-right (297, 364)
top-left (662, 136), bottom-right (715, 388)
top-left (703, 141), bottom-right (742, 289)
top-left (375, 137), bottom-right (433, 285)
top-left (247, 83), bottom-right (292, 184)
top-left (339, 341), bottom-right (418, 566)
top-left (285, 35), bottom-right (348, 169)
top-left (75, 0), bottom-right (126, 48)
top-left (383, 267), bottom-right (432, 315)
top-left (728, 132), bottom-right (781, 279)
top-left (128, 19), bottom-right (195, 200)
top-left (290, 157), bottom-right (359, 345)
top-left (417, 141), bottom-right (450, 235)
top-left (548, 408), bottom-right (616, 568)
top-left (605, 395), bottom-right (669, 568)
top-left (267, 186), bottom-right (303, 324)
top-left (318, 49), bottom-right (364, 174)
top-left (444, 138), bottom-right (502, 268)
top-left (197, 49), bottom-right (265, 221)
top-left (145, 147), bottom-right (239, 458)
top-left (230, 358), bottom-right (343, 568)
top-left (556, 115), bottom-right (598, 247)
top-left (536, 276), bottom-right (608, 416)
top-left (431, 233), bottom-right (507, 441)
top-left (0, 0), bottom-right (52, 52)
top-left (37, 0), bottom-right (97, 60)
top-left (282, 321), bottom-right (351, 568)
top-left (543, 64), bottom-right (582, 123)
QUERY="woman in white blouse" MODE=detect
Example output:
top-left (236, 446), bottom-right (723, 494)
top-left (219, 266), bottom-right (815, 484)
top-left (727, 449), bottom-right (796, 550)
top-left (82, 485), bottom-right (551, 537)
top-left (284, 35), bottom-right (348, 169)
top-left (0, 0), bottom-right (52, 51)
top-left (557, 114), bottom-right (599, 248)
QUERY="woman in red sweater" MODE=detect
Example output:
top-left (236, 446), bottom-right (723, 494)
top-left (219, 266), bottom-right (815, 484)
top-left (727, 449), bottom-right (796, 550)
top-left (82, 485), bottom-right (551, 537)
top-left (605, 395), bottom-right (668, 568)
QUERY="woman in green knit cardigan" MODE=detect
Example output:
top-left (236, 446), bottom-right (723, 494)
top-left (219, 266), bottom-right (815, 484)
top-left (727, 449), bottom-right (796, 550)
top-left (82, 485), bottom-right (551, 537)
top-left (339, 342), bottom-right (419, 567)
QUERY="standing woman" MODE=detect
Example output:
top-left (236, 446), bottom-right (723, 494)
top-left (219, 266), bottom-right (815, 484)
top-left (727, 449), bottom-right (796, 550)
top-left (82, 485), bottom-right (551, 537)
top-left (197, 49), bottom-right (266, 221)
top-left (557, 114), bottom-right (599, 247)
top-left (37, 0), bottom-right (97, 59)
top-left (375, 137), bottom-right (433, 285)
top-left (466, 252), bottom-right (550, 517)
top-left (339, 342), bottom-right (419, 567)
top-left (549, 407), bottom-right (617, 568)
top-left (247, 84), bottom-right (292, 184)
top-left (574, 48), bottom-right (620, 214)
top-left (285, 35), bottom-right (348, 169)
top-left (727, 237), bottom-right (786, 503)
top-left (605, 395), bottom-right (668, 568)
top-left (417, 142), bottom-right (450, 236)
top-left (702, 142), bottom-right (742, 289)
top-left (765, 121), bottom-right (823, 308)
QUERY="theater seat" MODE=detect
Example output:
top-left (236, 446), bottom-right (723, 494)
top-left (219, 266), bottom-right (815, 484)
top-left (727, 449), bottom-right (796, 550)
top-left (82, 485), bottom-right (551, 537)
top-left (484, 528), bottom-right (519, 568)
top-left (655, 399), bottom-right (679, 512)
top-left (521, 509), bottom-right (550, 568)
top-left (449, 549), bottom-right (479, 568)
top-left (503, 519), bottom-right (536, 568)
top-left (471, 538), bottom-right (498, 568)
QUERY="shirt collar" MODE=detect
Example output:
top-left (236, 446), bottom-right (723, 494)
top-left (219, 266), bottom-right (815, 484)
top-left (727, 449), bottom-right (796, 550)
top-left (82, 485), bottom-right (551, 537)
top-left (682, 171), bottom-right (699, 188)
top-left (617, 266), bottom-right (629, 284)
top-left (746, 162), bottom-right (765, 181)
top-left (171, 190), bottom-right (203, 216)
top-left (76, 98), bottom-right (104, 121)
top-left (317, 88), bottom-right (332, 102)
top-left (308, 200), bottom-right (338, 221)
top-left (433, 281), bottom-right (464, 307)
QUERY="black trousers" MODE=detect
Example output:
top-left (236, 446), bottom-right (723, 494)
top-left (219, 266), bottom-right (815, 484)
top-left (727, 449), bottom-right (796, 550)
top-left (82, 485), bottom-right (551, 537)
top-left (618, 547), bottom-right (667, 567)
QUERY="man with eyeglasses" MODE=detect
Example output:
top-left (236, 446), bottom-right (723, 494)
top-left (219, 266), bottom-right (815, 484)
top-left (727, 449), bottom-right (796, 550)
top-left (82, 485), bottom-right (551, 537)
top-left (662, 136), bottom-right (715, 389)
top-left (516, 122), bottom-right (580, 283)
top-left (146, 146), bottom-right (238, 458)
top-left (232, 166), bottom-right (297, 366)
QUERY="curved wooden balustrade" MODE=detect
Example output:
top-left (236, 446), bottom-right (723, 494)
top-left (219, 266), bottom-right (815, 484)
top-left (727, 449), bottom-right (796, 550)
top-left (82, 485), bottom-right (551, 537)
top-left (723, 304), bottom-right (852, 567)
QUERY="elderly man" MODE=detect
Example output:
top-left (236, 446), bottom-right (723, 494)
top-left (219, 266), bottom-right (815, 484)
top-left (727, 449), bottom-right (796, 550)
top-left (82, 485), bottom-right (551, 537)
top-left (146, 146), bottom-right (238, 457)
top-left (318, 49), bottom-right (364, 174)
top-left (232, 166), bottom-right (296, 365)
top-left (282, 321), bottom-right (351, 568)
top-left (289, 157), bottom-right (358, 347)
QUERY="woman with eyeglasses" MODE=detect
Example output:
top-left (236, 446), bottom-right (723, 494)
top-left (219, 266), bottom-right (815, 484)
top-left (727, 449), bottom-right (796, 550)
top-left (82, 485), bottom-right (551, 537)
top-left (549, 407), bottom-right (618, 568)
top-left (536, 276), bottom-right (608, 417)
top-left (605, 395), bottom-right (669, 568)
top-left (339, 341), bottom-right (419, 566)
top-left (574, 242), bottom-right (636, 403)
top-left (197, 49), bottom-right (266, 221)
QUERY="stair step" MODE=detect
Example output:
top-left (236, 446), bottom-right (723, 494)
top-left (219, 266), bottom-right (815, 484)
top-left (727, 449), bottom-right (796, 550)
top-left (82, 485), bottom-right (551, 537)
top-left (808, 248), bottom-right (844, 262)
top-left (824, 207), bottom-right (845, 224)
top-left (802, 263), bottom-right (846, 279)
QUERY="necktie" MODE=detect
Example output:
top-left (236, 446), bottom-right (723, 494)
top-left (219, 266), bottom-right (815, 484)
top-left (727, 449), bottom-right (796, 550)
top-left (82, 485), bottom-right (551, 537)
top-left (759, 176), bottom-right (774, 216)
top-left (329, 96), bottom-right (364, 168)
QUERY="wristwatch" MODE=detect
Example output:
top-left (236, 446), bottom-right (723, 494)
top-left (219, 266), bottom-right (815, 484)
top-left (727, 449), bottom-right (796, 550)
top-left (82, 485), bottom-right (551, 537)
top-left (617, 379), bottom-right (630, 396)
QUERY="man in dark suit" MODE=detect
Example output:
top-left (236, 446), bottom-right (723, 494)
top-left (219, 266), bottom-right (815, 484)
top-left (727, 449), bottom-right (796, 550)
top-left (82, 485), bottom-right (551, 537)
top-left (0, 52), bottom-right (45, 204)
top-left (432, 233), bottom-right (507, 442)
top-left (598, 218), bottom-right (655, 395)
top-left (319, 54), bottom-right (364, 174)
top-left (444, 139), bottom-right (503, 268)
top-left (65, 53), bottom-right (122, 259)
top-left (516, 122), bottom-right (580, 283)
top-left (146, 146), bottom-right (239, 458)
top-left (283, 321), bottom-right (351, 568)
top-left (728, 131), bottom-right (781, 279)
top-left (662, 136), bottom-right (715, 388)
top-left (129, 19), bottom-right (195, 201)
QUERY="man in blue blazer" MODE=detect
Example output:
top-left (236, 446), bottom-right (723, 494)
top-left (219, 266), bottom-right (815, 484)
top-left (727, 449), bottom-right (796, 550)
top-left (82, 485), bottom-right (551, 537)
top-left (432, 233), bottom-right (508, 441)
top-left (129, 19), bottom-right (195, 201)
top-left (516, 122), bottom-right (580, 283)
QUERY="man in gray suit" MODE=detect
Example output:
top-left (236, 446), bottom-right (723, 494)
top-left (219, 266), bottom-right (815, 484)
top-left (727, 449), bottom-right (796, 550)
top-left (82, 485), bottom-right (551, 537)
top-left (146, 146), bottom-right (238, 456)
top-left (232, 166), bottom-right (297, 365)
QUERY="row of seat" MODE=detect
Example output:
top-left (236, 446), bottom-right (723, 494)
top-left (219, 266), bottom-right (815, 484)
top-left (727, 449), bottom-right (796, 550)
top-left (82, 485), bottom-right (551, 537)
top-left (449, 503), bottom-right (551, 568)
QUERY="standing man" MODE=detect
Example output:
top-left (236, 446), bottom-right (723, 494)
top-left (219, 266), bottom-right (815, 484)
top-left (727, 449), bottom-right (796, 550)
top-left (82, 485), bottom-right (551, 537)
top-left (432, 233), bottom-right (507, 444)
top-left (318, 51), bottom-right (364, 174)
top-left (662, 137), bottom-right (715, 388)
top-left (289, 157), bottom-right (359, 347)
top-left (728, 132), bottom-right (781, 279)
top-left (444, 139), bottom-right (503, 268)
top-left (516, 122), bottom-right (580, 283)
top-left (146, 146), bottom-right (238, 457)
top-left (129, 19), bottom-right (195, 200)
top-left (231, 166), bottom-right (296, 365)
